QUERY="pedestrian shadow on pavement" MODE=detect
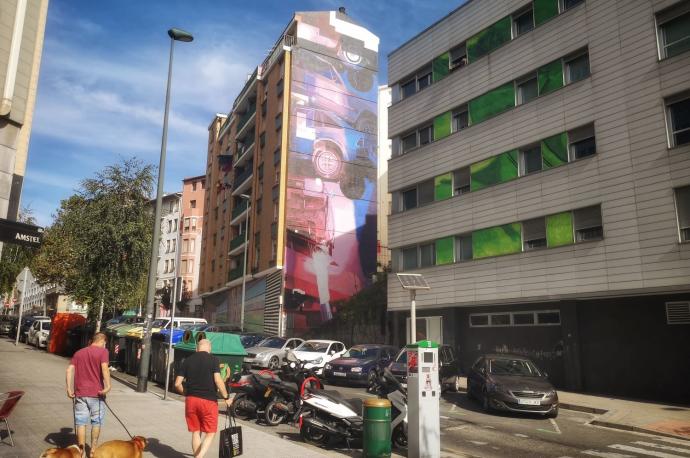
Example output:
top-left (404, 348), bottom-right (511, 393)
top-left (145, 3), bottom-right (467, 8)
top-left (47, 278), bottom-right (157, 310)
top-left (43, 427), bottom-right (75, 448)
top-left (146, 437), bottom-right (193, 458)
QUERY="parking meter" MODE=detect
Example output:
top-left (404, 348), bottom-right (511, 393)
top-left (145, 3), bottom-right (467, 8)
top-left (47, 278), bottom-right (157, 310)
top-left (406, 340), bottom-right (440, 458)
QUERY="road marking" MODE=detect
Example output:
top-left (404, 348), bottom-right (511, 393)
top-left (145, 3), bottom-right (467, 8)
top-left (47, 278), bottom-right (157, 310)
top-left (582, 450), bottom-right (635, 458)
top-left (469, 441), bottom-right (488, 446)
top-left (444, 425), bottom-right (468, 431)
top-left (609, 444), bottom-right (688, 458)
top-left (514, 433), bottom-right (529, 438)
top-left (482, 425), bottom-right (495, 429)
top-left (550, 418), bottom-right (562, 434)
top-left (440, 415), bottom-right (450, 419)
top-left (537, 428), bottom-right (559, 434)
top-left (451, 404), bottom-right (457, 412)
top-left (655, 437), bottom-right (690, 447)
top-left (632, 442), bottom-right (690, 454)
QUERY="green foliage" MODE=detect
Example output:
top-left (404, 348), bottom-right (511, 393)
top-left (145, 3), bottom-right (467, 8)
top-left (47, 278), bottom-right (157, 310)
top-left (0, 209), bottom-right (38, 297)
top-left (32, 158), bottom-right (154, 321)
top-left (332, 271), bottom-right (388, 327)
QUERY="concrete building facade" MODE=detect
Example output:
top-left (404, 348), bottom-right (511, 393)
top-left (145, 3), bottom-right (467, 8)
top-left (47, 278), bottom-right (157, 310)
top-left (179, 175), bottom-right (205, 314)
top-left (386, 0), bottom-right (690, 402)
top-left (156, 192), bottom-right (181, 316)
top-left (200, 10), bottom-right (379, 336)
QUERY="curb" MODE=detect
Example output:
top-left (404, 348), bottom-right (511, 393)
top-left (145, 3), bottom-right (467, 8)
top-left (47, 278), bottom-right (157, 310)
top-left (559, 402), bottom-right (607, 415)
top-left (589, 419), bottom-right (690, 443)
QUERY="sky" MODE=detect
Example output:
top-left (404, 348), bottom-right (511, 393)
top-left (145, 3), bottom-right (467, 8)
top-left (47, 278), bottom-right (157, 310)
top-left (23, 0), bottom-right (461, 226)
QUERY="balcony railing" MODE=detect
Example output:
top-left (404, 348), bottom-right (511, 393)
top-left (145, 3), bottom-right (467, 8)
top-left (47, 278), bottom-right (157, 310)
top-left (230, 234), bottom-right (247, 251)
top-left (259, 34), bottom-right (295, 78)
top-left (235, 102), bottom-right (256, 135)
top-left (234, 166), bottom-right (253, 186)
top-left (229, 266), bottom-right (244, 281)
top-left (231, 200), bottom-right (248, 219)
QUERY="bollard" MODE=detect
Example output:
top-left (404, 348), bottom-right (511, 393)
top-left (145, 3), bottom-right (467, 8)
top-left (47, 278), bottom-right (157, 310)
top-left (363, 398), bottom-right (392, 458)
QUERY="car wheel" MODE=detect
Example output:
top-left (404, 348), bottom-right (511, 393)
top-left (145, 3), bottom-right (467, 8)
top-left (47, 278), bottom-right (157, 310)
top-left (268, 356), bottom-right (280, 370)
top-left (453, 376), bottom-right (462, 393)
top-left (547, 406), bottom-right (559, 418)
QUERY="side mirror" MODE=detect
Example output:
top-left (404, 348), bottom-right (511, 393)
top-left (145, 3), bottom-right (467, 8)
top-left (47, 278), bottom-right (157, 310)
top-left (329, 350), bottom-right (335, 355)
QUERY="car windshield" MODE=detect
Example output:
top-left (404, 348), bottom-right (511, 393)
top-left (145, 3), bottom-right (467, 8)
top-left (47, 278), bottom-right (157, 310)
top-left (257, 337), bottom-right (286, 348)
top-left (344, 347), bottom-right (379, 359)
top-left (183, 323), bottom-right (206, 331)
top-left (296, 342), bottom-right (329, 353)
top-left (239, 335), bottom-right (263, 348)
top-left (41, 322), bottom-right (51, 331)
top-left (488, 358), bottom-right (542, 377)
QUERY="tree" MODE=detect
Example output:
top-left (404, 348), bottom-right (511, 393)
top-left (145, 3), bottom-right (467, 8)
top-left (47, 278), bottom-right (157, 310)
top-left (32, 158), bottom-right (154, 321)
top-left (0, 208), bottom-right (38, 299)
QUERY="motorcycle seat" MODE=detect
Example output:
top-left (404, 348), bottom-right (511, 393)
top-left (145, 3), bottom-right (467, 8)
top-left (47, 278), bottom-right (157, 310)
top-left (278, 381), bottom-right (299, 392)
top-left (316, 390), bottom-right (362, 415)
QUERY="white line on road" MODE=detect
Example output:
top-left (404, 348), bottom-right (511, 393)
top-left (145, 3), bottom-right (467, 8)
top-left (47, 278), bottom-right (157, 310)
top-left (482, 425), bottom-right (495, 429)
top-left (451, 404), bottom-right (457, 412)
top-left (444, 425), bottom-right (468, 431)
top-left (440, 416), bottom-right (450, 419)
top-left (582, 450), bottom-right (635, 458)
top-left (469, 441), bottom-right (488, 446)
top-left (632, 442), bottom-right (690, 454)
top-left (656, 437), bottom-right (690, 447)
top-left (514, 433), bottom-right (529, 438)
top-left (550, 418), bottom-right (562, 434)
top-left (609, 444), bottom-right (688, 458)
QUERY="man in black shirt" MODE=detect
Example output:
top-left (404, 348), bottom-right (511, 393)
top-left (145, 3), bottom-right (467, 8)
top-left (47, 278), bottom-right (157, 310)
top-left (175, 339), bottom-right (232, 458)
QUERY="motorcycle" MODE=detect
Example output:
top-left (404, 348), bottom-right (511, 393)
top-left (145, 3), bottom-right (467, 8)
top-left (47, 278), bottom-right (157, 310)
top-left (263, 357), bottom-right (322, 426)
top-left (227, 365), bottom-right (281, 421)
top-left (371, 367), bottom-right (408, 449)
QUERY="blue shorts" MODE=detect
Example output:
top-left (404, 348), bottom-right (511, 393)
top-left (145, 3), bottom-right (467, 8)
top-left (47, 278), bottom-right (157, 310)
top-left (74, 397), bottom-right (106, 426)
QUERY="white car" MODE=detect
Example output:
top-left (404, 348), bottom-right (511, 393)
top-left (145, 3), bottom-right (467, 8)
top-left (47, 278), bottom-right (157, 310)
top-left (292, 340), bottom-right (347, 375)
top-left (28, 319), bottom-right (51, 348)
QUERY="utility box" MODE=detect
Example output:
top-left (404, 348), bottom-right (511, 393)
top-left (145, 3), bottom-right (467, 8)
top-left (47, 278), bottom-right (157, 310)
top-left (406, 340), bottom-right (440, 458)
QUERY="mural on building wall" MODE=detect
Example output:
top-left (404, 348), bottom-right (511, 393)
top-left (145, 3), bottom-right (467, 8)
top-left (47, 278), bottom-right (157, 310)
top-left (284, 11), bottom-right (379, 334)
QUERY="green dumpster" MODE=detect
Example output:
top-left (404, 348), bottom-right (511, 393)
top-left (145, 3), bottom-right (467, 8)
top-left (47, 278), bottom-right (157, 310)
top-left (363, 398), bottom-right (392, 458)
top-left (107, 322), bottom-right (143, 370)
top-left (173, 331), bottom-right (247, 383)
top-left (124, 335), bottom-right (142, 375)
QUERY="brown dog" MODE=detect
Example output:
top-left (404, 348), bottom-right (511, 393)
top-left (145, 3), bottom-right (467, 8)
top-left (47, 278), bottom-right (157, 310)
top-left (92, 436), bottom-right (147, 458)
top-left (39, 445), bottom-right (82, 458)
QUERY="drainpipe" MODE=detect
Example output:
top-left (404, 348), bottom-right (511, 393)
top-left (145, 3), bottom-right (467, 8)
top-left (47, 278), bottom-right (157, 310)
top-left (1, 0), bottom-right (28, 117)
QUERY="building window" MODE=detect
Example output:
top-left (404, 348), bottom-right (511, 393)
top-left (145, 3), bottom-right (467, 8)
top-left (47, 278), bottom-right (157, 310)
top-left (573, 205), bottom-right (603, 242)
top-left (657, 5), bottom-right (690, 59)
top-left (272, 184), bottom-right (279, 201)
top-left (276, 78), bottom-right (284, 96)
top-left (275, 113), bottom-right (282, 131)
top-left (516, 73), bottom-right (538, 105)
top-left (271, 239), bottom-right (277, 260)
top-left (184, 218), bottom-right (190, 231)
top-left (259, 132), bottom-right (266, 148)
top-left (402, 246), bottom-right (417, 270)
top-left (191, 218), bottom-right (197, 231)
top-left (513, 5), bottom-right (534, 37)
top-left (181, 260), bottom-right (187, 274)
top-left (274, 148), bottom-right (281, 165)
top-left (453, 167), bottom-right (471, 195)
top-left (418, 125), bottom-right (433, 146)
top-left (470, 315), bottom-right (489, 327)
top-left (564, 50), bottom-right (590, 84)
top-left (258, 163), bottom-right (264, 180)
top-left (513, 312), bottom-right (535, 325)
top-left (190, 239), bottom-right (195, 252)
top-left (400, 66), bottom-right (432, 99)
top-left (192, 182), bottom-right (197, 191)
top-left (520, 144), bottom-right (542, 175)
top-left (455, 234), bottom-right (473, 261)
top-left (666, 302), bottom-right (690, 325)
top-left (190, 200), bottom-right (196, 209)
top-left (452, 106), bottom-right (469, 132)
top-left (401, 132), bottom-right (417, 154)
top-left (166, 240), bottom-right (171, 253)
top-left (402, 188), bottom-right (417, 211)
top-left (666, 94), bottom-right (690, 147)
top-left (469, 310), bottom-right (561, 327)
top-left (164, 260), bottom-right (169, 273)
top-left (675, 186), bottom-right (690, 242)
top-left (261, 99), bottom-right (267, 117)
top-left (172, 239), bottom-right (176, 252)
top-left (401, 79), bottom-right (416, 99)
top-left (568, 124), bottom-right (597, 159)
top-left (522, 217), bottom-right (547, 251)
top-left (449, 43), bottom-right (467, 70)
top-left (537, 311), bottom-right (560, 324)
top-left (273, 202), bottom-right (279, 220)
top-left (419, 243), bottom-right (435, 267)
top-left (211, 260), bottom-right (215, 272)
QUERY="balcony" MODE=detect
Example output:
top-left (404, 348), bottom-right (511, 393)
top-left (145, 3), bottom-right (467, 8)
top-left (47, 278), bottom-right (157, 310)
top-left (234, 141), bottom-right (255, 168)
top-left (232, 167), bottom-right (253, 196)
top-left (228, 266), bottom-right (244, 282)
top-left (231, 199), bottom-right (248, 220)
top-left (235, 106), bottom-right (256, 141)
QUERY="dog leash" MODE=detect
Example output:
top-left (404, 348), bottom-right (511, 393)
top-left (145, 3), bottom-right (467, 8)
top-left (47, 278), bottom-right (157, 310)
top-left (102, 397), bottom-right (134, 439)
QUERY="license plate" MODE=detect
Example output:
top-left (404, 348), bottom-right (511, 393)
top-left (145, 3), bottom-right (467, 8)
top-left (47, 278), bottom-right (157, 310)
top-left (264, 387), bottom-right (272, 398)
top-left (518, 398), bottom-right (541, 405)
top-left (333, 372), bottom-right (346, 377)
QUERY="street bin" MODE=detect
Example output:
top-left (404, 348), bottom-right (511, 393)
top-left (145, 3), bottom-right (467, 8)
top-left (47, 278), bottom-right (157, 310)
top-left (107, 322), bottom-right (143, 370)
top-left (124, 335), bottom-right (142, 375)
top-left (362, 398), bottom-right (392, 458)
top-left (173, 331), bottom-right (247, 383)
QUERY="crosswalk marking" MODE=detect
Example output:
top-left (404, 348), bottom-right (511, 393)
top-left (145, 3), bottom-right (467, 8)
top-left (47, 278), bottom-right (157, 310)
top-left (656, 438), bottom-right (690, 447)
top-left (609, 444), bottom-right (688, 458)
top-left (582, 450), bottom-right (634, 458)
top-left (632, 441), bottom-right (690, 454)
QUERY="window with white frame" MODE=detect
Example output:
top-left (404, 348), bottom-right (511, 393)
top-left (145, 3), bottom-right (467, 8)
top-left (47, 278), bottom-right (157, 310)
top-left (418, 179), bottom-right (434, 206)
top-left (674, 185), bottom-right (690, 242)
top-left (568, 123), bottom-right (596, 159)
top-left (452, 106), bottom-right (469, 133)
top-left (402, 246), bottom-right (418, 270)
top-left (561, 0), bottom-right (584, 12)
top-left (453, 167), bottom-right (471, 195)
top-left (419, 242), bottom-right (435, 268)
top-left (513, 5), bottom-right (534, 37)
top-left (450, 43), bottom-right (467, 70)
top-left (402, 188), bottom-right (417, 211)
top-left (455, 234), bottom-right (473, 261)
top-left (656, 3), bottom-right (690, 60)
top-left (564, 49), bottom-right (590, 84)
top-left (520, 144), bottom-right (542, 175)
top-left (522, 217), bottom-right (547, 250)
top-left (469, 310), bottom-right (561, 327)
top-left (665, 93), bottom-right (690, 147)
top-left (400, 66), bottom-right (432, 99)
top-left (573, 205), bottom-right (603, 241)
top-left (516, 73), bottom-right (538, 105)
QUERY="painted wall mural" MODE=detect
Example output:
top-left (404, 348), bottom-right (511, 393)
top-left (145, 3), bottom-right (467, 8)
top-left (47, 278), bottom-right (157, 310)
top-left (284, 11), bottom-right (379, 334)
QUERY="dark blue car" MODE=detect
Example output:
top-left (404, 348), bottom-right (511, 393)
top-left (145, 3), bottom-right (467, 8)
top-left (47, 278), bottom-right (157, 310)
top-left (323, 344), bottom-right (399, 386)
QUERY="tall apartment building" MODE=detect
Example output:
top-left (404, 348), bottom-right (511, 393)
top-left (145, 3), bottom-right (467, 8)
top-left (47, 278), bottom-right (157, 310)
top-left (155, 192), bottom-right (181, 317)
top-left (0, 0), bottom-right (48, 233)
top-left (386, 0), bottom-right (690, 402)
top-left (179, 175), bottom-right (205, 314)
top-left (200, 10), bottom-right (379, 336)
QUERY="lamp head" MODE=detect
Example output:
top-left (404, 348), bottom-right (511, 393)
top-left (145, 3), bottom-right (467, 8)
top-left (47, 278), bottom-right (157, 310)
top-left (168, 28), bottom-right (194, 42)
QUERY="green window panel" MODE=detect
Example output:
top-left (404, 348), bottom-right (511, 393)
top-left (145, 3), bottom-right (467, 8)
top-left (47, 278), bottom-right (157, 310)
top-left (537, 59), bottom-right (564, 95)
top-left (467, 16), bottom-right (512, 63)
top-left (546, 212), bottom-right (574, 247)
top-left (434, 173), bottom-right (453, 201)
top-left (533, 0), bottom-right (559, 26)
top-left (435, 236), bottom-right (455, 265)
top-left (470, 150), bottom-right (518, 191)
top-left (472, 223), bottom-right (522, 259)
top-left (433, 111), bottom-right (452, 141)
top-left (468, 82), bottom-right (516, 125)
top-left (432, 52), bottom-right (450, 82)
top-left (541, 132), bottom-right (568, 169)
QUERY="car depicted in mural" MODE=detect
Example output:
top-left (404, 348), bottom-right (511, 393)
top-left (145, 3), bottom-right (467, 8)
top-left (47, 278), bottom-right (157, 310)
top-left (244, 336), bottom-right (305, 369)
top-left (292, 339), bottom-right (347, 375)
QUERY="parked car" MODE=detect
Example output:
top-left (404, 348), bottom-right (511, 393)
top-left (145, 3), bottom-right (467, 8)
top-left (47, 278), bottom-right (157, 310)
top-left (292, 339), bottom-right (347, 375)
top-left (244, 336), bottom-right (305, 369)
top-left (126, 317), bottom-right (207, 338)
top-left (467, 354), bottom-right (558, 418)
top-left (19, 316), bottom-right (49, 343)
top-left (0, 316), bottom-right (17, 335)
top-left (28, 318), bottom-right (52, 348)
top-left (387, 344), bottom-right (463, 392)
top-left (236, 332), bottom-right (269, 349)
top-left (323, 344), bottom-right (398, 386)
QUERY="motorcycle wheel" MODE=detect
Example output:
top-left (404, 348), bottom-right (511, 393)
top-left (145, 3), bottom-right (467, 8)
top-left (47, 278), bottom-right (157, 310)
top-left (229, 394), bottom-right (255, 420)
top-left (392, 424), bottom-right (408, 449)
top-left (264, 400), bottom-right (288, 426)
top-left (300, 422), bottom-right (329, 447)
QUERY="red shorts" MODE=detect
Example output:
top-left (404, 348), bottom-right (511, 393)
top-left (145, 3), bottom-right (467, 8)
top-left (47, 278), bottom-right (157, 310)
top-left (185, 396), bottom-right (218, 433)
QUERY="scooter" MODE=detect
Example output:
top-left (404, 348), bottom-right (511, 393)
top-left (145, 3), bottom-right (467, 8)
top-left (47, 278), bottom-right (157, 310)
top-left (227, 365), bottom-right (280, 421)
top-left (263, 358), bottom-right (323, 426)
top-left (299, 388), bottom-right (364, 448)
top-left (372, 367), bottom-right (408, 449)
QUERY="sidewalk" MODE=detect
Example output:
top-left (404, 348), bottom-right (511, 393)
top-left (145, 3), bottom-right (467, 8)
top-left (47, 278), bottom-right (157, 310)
top-left (456, 376), bottom-right (690, 441)
top-left (0, 339), bottom-right (329, 458)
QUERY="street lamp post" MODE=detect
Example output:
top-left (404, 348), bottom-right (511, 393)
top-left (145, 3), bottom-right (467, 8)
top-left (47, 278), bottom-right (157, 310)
top-left (239, 194), bottom-right (250, 331)
top-left (137, 28), bottom-right (193, 393)
top-left (396, 273), bottom-right (430, 344)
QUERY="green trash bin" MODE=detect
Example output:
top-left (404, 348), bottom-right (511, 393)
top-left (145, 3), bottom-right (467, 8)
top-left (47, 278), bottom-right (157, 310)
top-left (363, 398), bottom-right (392, 458)
top-left (173, 330), bottom-right (247, 383)
top-left (124, 335), bottom-right (142, 375)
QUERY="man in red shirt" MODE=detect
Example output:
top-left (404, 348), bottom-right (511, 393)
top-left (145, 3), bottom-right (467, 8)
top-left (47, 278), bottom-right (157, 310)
top-left (66, 332), bottom-right (111, 457)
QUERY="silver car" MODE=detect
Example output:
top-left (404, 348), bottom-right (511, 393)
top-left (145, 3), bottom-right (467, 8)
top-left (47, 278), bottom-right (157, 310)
top-left (244, 336), bottom-right (304, 369)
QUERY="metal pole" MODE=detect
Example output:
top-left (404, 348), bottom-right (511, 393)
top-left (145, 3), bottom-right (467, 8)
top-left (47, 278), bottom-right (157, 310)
top-left (137, 36), bottom-right (175, 393)
top-left (96, 298), bottom-right (105, 332)
top-left (410, 289), bottom-right (416, 344)
top-left (240, 204), bottom-right (249, 330)
top-left (15, 267), bottom-right (27, 345)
